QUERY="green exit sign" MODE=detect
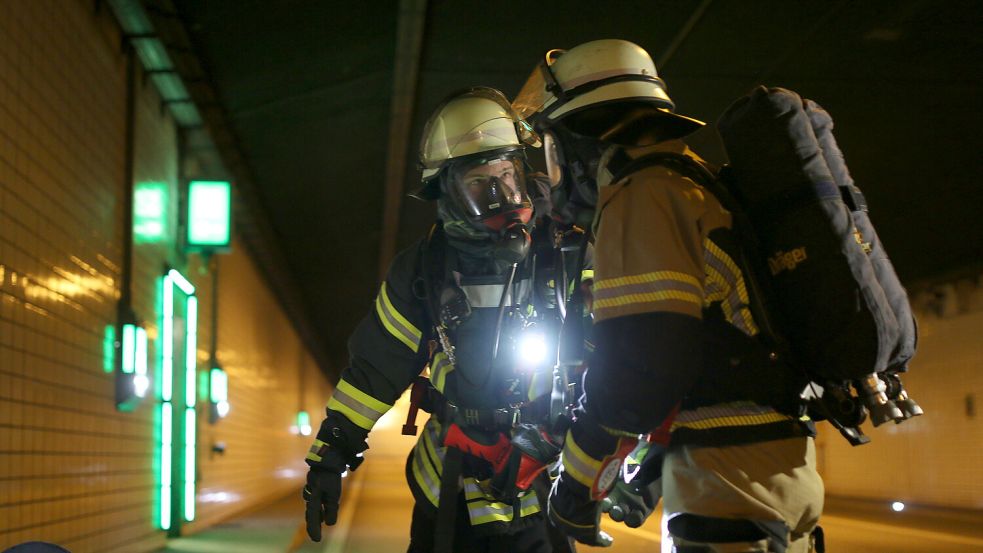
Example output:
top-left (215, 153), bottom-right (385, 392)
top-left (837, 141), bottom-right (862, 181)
top-left (187, 180), bottom-right (232, 249)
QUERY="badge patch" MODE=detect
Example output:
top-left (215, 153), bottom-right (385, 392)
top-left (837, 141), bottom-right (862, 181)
top-left (592, 457), bottom-right (623, 499)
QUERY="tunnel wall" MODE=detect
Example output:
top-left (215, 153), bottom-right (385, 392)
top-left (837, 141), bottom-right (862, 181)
top-left (0, 1), bottom-right (332, 551)
top-left (816, 277), bottom-right (983, 510)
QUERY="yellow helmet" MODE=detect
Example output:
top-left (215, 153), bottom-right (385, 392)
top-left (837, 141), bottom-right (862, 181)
top-left (416, 87), bottom-right (539, 199)
top-left (512, 39), bottom-right (704, 145)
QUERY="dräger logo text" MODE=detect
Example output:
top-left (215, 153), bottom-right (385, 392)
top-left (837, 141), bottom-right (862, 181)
top-left (768, 247), bottom-right (808, 275)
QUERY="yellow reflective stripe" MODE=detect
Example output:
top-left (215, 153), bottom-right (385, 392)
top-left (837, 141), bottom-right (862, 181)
top-left (581, 269), bottom-right (594, 280)
top-left (594, 270), bottom-right (701, 291)
top-left (670, 411), bottom-right (792, 431)
top-left (305, 439), bottom-right (326, 463)
top-left (594, 290), bottom-right (702, 311)
top-left (599, 424), bottom-right (640, 439)
top-left (411, 446), bottom-right (439, 506)
top-left (704, 239), bottom-right (759, 335)
top-left (561, 430), bottom-right (602, 488)
top-left (421, 422), bottom-right (443, 472)
top-left (326, 398), bottom-right (374, 431)
top-left (431, 352), bottom-right (454, 394)
top-left (326, 380), bottom-right (393, 431)
top-left (337, 379), bottom-right (392, 414)
top-left (527, 369), bottom-right (552, 402)
top-left (519, 492), bottom-right (541, 517)
top-left (375, 282), bottom-right (422, 351)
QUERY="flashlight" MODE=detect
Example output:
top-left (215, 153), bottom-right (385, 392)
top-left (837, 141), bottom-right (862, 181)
top-left (517, 330), bottom-right (548, 367)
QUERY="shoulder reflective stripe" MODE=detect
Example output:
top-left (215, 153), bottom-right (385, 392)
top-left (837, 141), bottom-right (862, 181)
top-left (305, 439), bottom-right (326, 463)
top-left (375, 282), bottom-right (422, 352)
top-left (561, 430), bottom-right (603, 489)
top-left (326, 380), bottom-right (393, 431)
top-left (594, 270), bottom-right (701, 291)
top-left (703, 239), bottom-right (759, 335)
top-left (431, 352), bottom-right (455, 394)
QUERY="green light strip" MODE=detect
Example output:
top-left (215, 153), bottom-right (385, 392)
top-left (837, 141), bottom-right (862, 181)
top-left (185, 407), bottom-right (196, 521)
top-left (186, 296), bottom-right (198, 408)
top-left (157, 269), bottom-right (199, 530)
top-left (169, 268), bottom-right (195, 295)
top-left (103, 326), bottom-right (115, 373)
top-left (162, 276), bottom-right (174, 402)
top-left (160, 402), bottom-right (172, 530)
top-left (135, 327), bottom-right (149, 397)
top-left (122, 324), bottom-right (136, 374)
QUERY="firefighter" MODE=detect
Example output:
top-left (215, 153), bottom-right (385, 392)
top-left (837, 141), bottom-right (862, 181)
top-left (302, 87), bottom-right (572, 553)
top-left (513, 39), bottom-right (825, 552)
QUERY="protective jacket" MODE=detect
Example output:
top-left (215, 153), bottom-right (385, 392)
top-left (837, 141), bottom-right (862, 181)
top-left (324, 226), bottom-right (557, 538)
top-left (587, 141), bottom-right (812, 445)
top-left (558, 139), bottom-right (815, 499)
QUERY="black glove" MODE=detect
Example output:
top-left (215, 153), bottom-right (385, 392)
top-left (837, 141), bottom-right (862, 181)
top-left (548, 471), bottom-right (613, 547)
top-left (600, 442), bottom-right (664, 528)
top-left (302, 413), bottom-right (367, 542)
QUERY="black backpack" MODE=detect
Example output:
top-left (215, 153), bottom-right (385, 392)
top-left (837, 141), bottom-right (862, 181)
top-left (715, 86), bottom-right (921, 437)
top-left (606, 87), bottom-right (923, 443)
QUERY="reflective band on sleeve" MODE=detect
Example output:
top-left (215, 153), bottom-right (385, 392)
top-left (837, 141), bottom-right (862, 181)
top-left (326, 379), bottom-right (394, 431)
top-left (305, 439), bottom-right (327, 463)
top-left (431, 352), bottom-right (455, 394)
top-left (593, 271), bottom-right (703, 316)
top-left (375, 281), bottom-right (422, 352)
top-left (561, 430), bottom-right (603, 489)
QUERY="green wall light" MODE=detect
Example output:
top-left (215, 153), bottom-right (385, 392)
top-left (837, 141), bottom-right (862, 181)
top-left (187, 180), bottom-right (232, 250)
top-left (209, 367), bottom-right (230, 422)
top-left (134, 182), bottom-right (168, 243)
top-left (297, 410), bottom-right (312, 436)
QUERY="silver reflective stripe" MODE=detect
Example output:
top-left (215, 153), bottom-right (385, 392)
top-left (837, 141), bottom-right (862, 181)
top-left (674, 402), bottom-right (778, 423)
top-left (461, 279), bottom-right (531, 308)
top-left (593, 278), bottom-right (702, 301)
top-left (561, 442), bottom-right (600, 484)
top-left (413, 441), bottom-right (441, 505)
top-left (331, 386), bottom-right (386, 424)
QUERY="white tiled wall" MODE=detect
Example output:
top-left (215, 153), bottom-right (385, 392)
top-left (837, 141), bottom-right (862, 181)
top-left (817, 278), bottom-right (983, 509)
top-left (0, 1), bottom-right (333, 551)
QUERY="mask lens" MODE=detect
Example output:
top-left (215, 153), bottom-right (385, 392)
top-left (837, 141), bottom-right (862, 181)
top-left (451, 157), bottom-right (530, 220)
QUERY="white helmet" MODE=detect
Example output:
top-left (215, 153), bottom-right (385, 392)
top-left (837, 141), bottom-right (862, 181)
top-left (416, 87), bottom-right (539, 198)
top-left (512, 39), bottom-right (704, 145)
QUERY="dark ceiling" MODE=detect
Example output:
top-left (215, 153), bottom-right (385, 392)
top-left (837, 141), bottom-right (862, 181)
top-left (171, 0), bottom-right (983, 377)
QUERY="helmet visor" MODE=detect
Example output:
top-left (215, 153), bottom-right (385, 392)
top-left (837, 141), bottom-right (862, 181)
top-left (448, 156), bottom-right (531, 221)
top-left (512, 50), bottom-right (565, 123)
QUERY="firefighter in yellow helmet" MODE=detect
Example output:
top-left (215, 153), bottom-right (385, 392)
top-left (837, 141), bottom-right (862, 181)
top-left (302, 87), bottom-right (573, 553)
top-left (514, 39), bottom-right (825, 552)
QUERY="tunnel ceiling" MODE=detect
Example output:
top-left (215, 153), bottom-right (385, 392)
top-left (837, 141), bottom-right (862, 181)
top-left (171, 0), bottom-right (983, 377)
